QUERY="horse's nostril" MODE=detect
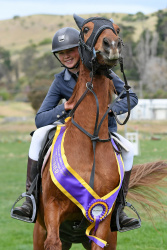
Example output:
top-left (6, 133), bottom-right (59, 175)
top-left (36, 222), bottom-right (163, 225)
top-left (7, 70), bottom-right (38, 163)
top-left (118, 41), bottom-right (121, 48)
top-left (103, 37), bottom-right (110, 47)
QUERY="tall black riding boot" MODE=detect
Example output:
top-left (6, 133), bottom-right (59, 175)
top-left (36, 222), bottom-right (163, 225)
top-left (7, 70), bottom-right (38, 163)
top-left (12, 157), bottom-right (38, 218)
top-left (119, 170), bottom-right (139, 227)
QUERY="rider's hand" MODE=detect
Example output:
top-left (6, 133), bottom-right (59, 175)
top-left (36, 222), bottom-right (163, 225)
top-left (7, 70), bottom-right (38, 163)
top-left (108, 105), bottom-right (114, 117)
top-left (64, 101), bottom-right (74, 111)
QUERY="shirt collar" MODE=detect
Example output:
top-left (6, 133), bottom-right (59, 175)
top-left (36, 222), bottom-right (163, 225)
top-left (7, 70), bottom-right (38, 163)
top-left (64, 69), bottom-right (72, 81)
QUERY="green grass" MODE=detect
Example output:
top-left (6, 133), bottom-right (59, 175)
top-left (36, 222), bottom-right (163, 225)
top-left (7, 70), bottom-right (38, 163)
top-left (0, 135), bottom-right (167, 250)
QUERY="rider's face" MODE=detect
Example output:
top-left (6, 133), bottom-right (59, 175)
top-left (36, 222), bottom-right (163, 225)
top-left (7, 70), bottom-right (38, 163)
top-left (58, 47), bottom-right (80, 69)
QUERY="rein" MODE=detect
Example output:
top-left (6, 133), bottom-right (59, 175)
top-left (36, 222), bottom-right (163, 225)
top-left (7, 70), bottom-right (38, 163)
top-left (68, 56), bottom-right (131, 192)
top-left (69, 58), bottom-right (131, 231)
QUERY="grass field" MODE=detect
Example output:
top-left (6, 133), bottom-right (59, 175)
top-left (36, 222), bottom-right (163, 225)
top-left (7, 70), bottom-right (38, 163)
top-left (0, 102), bottom-right (167, 250)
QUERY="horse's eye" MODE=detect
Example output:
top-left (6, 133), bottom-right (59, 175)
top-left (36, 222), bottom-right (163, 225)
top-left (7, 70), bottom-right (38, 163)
top-left (83, 27), bottom-right (89, 34)
top-left (117, 28), bottom-right (120, 34)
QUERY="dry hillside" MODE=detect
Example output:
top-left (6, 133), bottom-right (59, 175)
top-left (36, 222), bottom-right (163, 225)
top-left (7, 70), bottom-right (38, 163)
top-left (0, 12), bottom-right (158, 53)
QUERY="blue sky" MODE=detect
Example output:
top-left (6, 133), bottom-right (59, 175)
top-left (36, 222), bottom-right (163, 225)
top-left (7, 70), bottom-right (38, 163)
top-left (0, 0), bottom-right (166, 20)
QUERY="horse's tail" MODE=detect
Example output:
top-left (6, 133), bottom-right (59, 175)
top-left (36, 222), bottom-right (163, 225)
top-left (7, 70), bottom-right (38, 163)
top-left (128, 161), bottom-right (167, 220)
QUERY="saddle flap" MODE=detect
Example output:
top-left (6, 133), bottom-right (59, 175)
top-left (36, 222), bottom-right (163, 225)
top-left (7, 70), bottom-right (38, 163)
top-left (111, 134), bottom-right (129, 152)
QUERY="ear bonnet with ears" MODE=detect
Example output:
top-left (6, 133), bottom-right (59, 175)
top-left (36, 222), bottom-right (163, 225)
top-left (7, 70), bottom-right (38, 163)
top-left (73, 14), bottom-right (117, 73)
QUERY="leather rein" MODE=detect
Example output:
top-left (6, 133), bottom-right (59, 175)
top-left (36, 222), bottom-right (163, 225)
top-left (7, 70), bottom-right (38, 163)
top-left (68, 56), bottom-right (131, 190)
top-left (68, 55), bottom-right (131, 231)
top-left (62, 21), bottom-right (131, 190)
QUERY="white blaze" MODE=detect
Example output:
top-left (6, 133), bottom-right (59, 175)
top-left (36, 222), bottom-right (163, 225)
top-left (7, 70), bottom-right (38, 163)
top-left (109, 47), bottom-right (119, 59)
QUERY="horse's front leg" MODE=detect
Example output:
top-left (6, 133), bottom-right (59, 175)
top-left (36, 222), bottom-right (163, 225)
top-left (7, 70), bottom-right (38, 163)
top-left (44, 199), bottom-right (62, 250)
top-left (33, 219), bottom-right (46, 250)
top-left (106, 231), bottom-right (117, 250)
top-left (91, 215), bottom-right (117, 250)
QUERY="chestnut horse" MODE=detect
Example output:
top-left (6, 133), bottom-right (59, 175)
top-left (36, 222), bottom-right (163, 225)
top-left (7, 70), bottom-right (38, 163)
top-left (33, 15), bottom-right (167, 250)
top-left (34, 15), bottom-right (122, 250)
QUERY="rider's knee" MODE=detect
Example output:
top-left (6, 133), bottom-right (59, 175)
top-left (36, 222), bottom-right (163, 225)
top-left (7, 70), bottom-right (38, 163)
top-left (120, 139), bottom-right (134, 171)
top-left (32, 127), bottom-right (46, 144)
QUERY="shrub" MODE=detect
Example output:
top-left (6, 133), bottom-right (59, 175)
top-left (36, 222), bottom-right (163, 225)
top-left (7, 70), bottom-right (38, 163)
top-left (38, 38), bottom-right (52, 46)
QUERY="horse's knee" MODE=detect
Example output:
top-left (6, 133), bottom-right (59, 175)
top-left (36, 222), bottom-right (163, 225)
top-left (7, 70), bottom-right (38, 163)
top-left (44, 236), bottom-right (62, 250)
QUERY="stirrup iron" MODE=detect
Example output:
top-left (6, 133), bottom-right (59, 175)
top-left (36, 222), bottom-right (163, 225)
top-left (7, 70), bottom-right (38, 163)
top-left (10, 192), bottom-right (37, 223)
top-left (116, 202), bottom-right (141, 232)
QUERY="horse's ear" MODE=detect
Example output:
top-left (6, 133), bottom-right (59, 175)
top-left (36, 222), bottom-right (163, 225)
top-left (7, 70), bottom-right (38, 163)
top-left (110, 18), bottom-right (114, 23)
top-left (73, 14), bottom-right (85, 30)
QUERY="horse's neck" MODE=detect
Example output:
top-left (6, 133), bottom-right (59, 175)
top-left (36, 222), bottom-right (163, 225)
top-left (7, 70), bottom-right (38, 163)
top-left (71, 64), bottom-right (110, 139)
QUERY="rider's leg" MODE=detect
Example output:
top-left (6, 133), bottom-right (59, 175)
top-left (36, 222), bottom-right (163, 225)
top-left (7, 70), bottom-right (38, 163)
top-left (113, 133), bottom-right (139, 227)
top-left (13, 124), bottom-right (56, 218)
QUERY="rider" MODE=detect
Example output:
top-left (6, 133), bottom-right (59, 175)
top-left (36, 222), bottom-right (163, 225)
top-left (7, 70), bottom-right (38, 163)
top-left (12, 27), bottom-right (139, 228)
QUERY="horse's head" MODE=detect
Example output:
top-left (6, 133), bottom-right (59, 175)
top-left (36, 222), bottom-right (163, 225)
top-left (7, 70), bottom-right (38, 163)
top-left (74, 14), bottom-right (122, 72)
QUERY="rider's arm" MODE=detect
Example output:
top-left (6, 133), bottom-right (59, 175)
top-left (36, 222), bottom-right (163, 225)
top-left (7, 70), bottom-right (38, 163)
top-left (35, 76), bottom-right (67, 128)
top-left (110, 71), bottom-right (138, 115)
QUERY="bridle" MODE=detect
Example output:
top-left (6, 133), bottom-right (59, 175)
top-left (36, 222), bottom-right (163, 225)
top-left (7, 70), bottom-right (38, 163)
top-left (68, 18), bottom-right (131, 190)
top-left (59, 17), bottom-right (131, 192)
top-left (78, 17), bottom-right (118, 73)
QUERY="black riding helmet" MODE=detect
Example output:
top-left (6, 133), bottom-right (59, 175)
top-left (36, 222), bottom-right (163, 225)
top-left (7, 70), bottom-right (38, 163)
top-left (52, 27), bottom-right (80, 69)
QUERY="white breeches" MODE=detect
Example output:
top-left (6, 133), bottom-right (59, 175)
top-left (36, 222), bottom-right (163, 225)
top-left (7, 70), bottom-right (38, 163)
top-left (114, 133), bottom-right (134, 171)
top-left (29, 125), bottom-right (134, 171)
top-left (29, 123), bottom-right (60, 161)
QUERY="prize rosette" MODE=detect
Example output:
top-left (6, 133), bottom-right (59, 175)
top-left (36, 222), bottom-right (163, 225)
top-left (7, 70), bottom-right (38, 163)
top-left (86, 199), bottom-right (109, 223)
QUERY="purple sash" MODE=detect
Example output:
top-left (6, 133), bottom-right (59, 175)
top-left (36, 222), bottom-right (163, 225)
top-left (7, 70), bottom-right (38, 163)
top-left (50, 125), bottom-right (124, 248)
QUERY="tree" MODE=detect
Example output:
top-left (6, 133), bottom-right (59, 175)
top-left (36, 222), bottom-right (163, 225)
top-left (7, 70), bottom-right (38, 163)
top-left (142, 57), bottom-right (167, 96)
top-left (28, 78), bottom-right (51, 112)
top-left (0, 47), bottom-right (12, 89)
top-left (20, 45), bottom-right (37, 78)
top-left (134, 30), bottom-right (159, 97)
top-left (156, 10), bottom-right (167, 57)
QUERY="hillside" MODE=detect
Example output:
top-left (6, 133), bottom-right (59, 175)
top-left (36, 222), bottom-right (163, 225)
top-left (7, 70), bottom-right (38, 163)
top-left (0, 9), bottom-right (167, 104)
top-left (0, 11), bottom-right (159, 53)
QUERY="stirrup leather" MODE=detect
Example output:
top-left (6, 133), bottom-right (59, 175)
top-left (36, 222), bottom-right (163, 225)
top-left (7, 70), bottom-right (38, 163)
top-left (116, 202), bottom-right (141, 232)
top-left (10, 192), bottom-right (37, 223)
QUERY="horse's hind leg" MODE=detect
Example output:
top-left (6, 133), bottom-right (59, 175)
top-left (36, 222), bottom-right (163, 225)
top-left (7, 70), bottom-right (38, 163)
top-left (82, 241), bottom-right (91, 250)
top-left (62, 241), bottom-right (72, 250)
top-left (33, 220), bottom-right (46, 250)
